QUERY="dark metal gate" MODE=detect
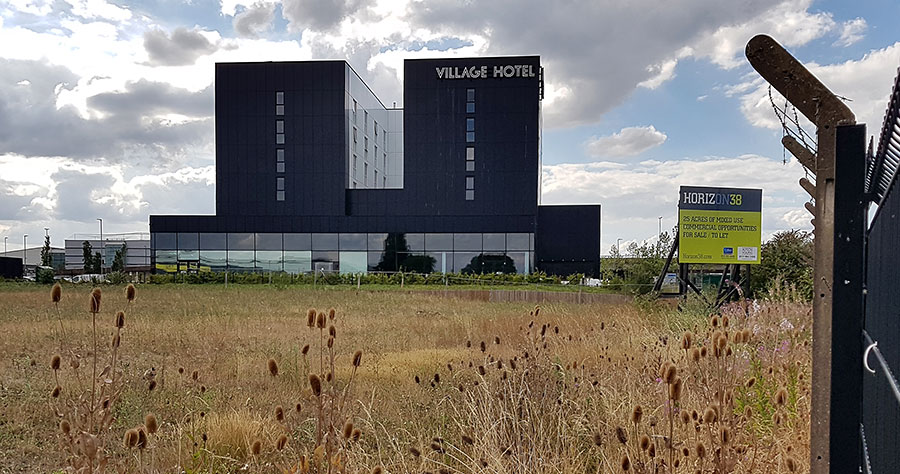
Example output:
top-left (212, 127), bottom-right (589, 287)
top-left (860, 64), bottom-right (900, 473)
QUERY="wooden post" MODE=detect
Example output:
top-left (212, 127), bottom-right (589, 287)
top-left (746, 34), bottom-right (856, 473)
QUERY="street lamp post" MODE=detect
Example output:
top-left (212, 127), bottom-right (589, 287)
top-left (658, 216), bottom-right (663, 257)
top-left (97, 218), bottom-right (103, 274)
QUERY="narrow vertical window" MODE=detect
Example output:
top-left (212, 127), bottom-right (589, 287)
top-left (276, 149), bottom-right (285, 162)
top-left (276, 105), bottom-right (284, 115)
top-left (276, 92), bottom-right (284, 105)
top-left (466, 118), bottom-right (475, 131)
top-left (276, 120), bottom-right (284, 133)
top-left (276, 177), bottom-right (285, 190)
top-left (466, 88), bottom-right (475, 102)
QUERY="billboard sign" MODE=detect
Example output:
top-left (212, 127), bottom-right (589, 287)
top-left (678, 186), bottom-right (762, 264)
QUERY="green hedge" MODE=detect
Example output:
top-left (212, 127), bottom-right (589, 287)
top-left (147, 270), bottom-right (587, 287)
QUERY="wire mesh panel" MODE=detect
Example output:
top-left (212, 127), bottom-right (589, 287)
top-left (861, 65), bottom-right (900, 474)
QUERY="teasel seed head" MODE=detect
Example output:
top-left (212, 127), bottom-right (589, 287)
top-left (742, 328), bottom-right (752, 343)
top-left (60, 419), bottom-right (71, 435)
top-left (148, 380), bottom-right (157, 392)
top-left (145, 414), bottom-right (158, 434)
top-left (409, 447), bottom-right (421, 457)
top-left (631, 405), bottom-right (643, 424)
top-left (251, 439), bottom-right (261, 456)
top-left (329, 325), bottom-right (336, 338)
top-left (351, 350), bottom-right (362, 367)
top-left (124, 283), bottom-right (136, 302)
top-left (720, 427), bottom-right (731, 445)
top-left (774, 388), bottom-right (788, 406)
top-left (615, 426), bottom-right (628, 444)
top-left (351, 428), bottom-right (361, 442)
top-left (648, 443), bottom-right (655, 457)
top-left (276, 434), bottom-right (288, 451)
top-left (639, 435), bottom-right (650, 451)
top-left (710, 315), bottom-right (719, 327)
top-left (703, 407), bottom-right (717, 424)
top-left (115, 311), bottom-right (125, 328)
top-left (681, 332), bottom-right (693, 350)
top-left (326, 372), bottom-right (333, 382)
top-left (302, 344), bottom-right (310, 355)
top-left (111, 333), bottom-right (120, 349)
top-left (267, 358), bottom-right (278, 376)
top-left (307, 308), bottom-right (316, 327)
top-left (295, 402), bottom-right (302, 413)
top-left (461, 433), bottom-right (474, 445)
top-left (51, 283), bottom-right (62, 303)
top-left (680, 410), bottom-right (691, 424)
top-left (478, 365), bottom-right (486, 376)
top-left (696, 442), bottom-right (706, 459)
top-left (309, 374), bottom-right (322, 396)
top-left (275, 405), bottom-right (284, 422)
top-left (51, 385), bottom-right (61, 398)
top-left (89, 288), bottom-right (102, 313)
top-left (192, 370), bottom-right (199, 381)
top-left (722, 315), bottom-right (730, 328)
top-left (327, 336), bottom-right (334, 349)
top-left (592, 432), bottom-right (603, 447)
top-left (136, 427), bottom-right (147, 449)
top-left (494, 336), bottom-right (500, 345)
top-left (433, 373), bottom-right (440, 384)
top-left (683, 447), bottom-right (690, 457)
top-left (621, 455), bottom-right (631, 471)
top-left (669, 377), bottom-right (683, 401)
top-left (51, 354), bottom-right (61, 371)
top-left (786, 456), bottom-right (797, 472)
top-left (746, 377), bottom-right (756, 388)
top-left (690, 347), bottom-right (701, 363)
top-left (328, 307), bottom-right (336, 320)
top-left (480, 341), bottom-right (486, 352)
top-left (663, 363), bottom-right (677, 384)
top-left (124, 429), bottom-right (138, 448)
top-left (343, 421), bottom-right (353, 439)
top-left (316, 312), bottom-right (326, 329)
top-left (371, 467), bottom-right (382, 474)
top-left (700, 347), bottom-right (708, 358)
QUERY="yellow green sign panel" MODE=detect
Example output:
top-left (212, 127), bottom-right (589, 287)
top-left (678, 186), bottom-right (762, 264)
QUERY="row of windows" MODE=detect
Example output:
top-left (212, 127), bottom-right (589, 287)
top-left (276, 92), bottom-right (286, 201)
top-left (154, 250), bottom-right (533, 275)
top-left (465, 88), bottom-right (476, 200)
top-left (152, 232), bottom-right (534, 252)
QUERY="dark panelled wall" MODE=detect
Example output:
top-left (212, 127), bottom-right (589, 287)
top-left (863, 171), bottom-right (900, 473)
top-left (535, 205), bottom-right (601, 276)
top-left (402, 57), bottom-right (541, 218)
top-left (215, 61), bottom-right (347, 218)
top-left (0, 256), bottom-right (23, 279)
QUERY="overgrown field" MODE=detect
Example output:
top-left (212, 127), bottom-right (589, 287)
top-left (0, 284), bottom-right (811, 473)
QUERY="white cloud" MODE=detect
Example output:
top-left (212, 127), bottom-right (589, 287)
top-left (542, 154), bottom-right (811, 253)
top-left (836, 18), bottom-right (867, 47)
top-left (585, 126), bottom-right (667, 158)
top-left (64, 0), bottom-right (132, 22)
top-left (733, 42), bottom-right (900, 132)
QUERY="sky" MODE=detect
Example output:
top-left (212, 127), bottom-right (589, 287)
top-left (0, 0), bottom-right (898, 255)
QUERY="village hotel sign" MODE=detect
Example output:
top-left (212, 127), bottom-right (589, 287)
top-left (436, 64), bottom-right (537, 79)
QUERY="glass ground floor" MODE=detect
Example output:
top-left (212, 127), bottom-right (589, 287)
top-left (151, 232), bottom-right (534, 275)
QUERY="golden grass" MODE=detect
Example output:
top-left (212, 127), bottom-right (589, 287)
top-left (0, 284), bottom-right (811, 473)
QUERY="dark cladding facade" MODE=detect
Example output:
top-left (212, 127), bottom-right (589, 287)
top-left (150, 56), bottom-right (602, 276)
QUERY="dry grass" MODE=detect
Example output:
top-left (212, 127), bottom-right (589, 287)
top-left (0, 284), bottom-right (811, 473)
